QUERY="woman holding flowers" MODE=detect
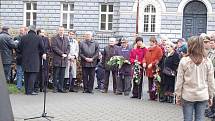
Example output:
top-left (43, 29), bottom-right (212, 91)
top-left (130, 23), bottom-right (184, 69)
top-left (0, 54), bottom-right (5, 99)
top-left (143, 36), bottom-right (163, 101)
top-left (130, 37), bottom-right (148, 99)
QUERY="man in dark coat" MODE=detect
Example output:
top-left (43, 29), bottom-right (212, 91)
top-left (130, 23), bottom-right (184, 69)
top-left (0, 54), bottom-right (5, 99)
top-left (34, 29), bottom-right (51, 92)
top-left (0, 26), bottom-right (17, 80)
top-left (51, 26), bottom-right (70, 93)
top-left (17, 25), bottom-right (44, 95)
top-left (79, 31), bottom-right (99, 93)
top-left (102, 38), bottom-right (120, 93)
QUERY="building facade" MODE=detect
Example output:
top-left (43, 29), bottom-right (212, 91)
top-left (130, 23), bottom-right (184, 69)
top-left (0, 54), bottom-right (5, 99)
top-left (0, 0), bottom-right (215, 42)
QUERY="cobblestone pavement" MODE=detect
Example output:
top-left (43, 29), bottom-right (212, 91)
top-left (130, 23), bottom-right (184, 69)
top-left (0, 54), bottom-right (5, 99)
top-left (10, 82), bottom-right (211, 121)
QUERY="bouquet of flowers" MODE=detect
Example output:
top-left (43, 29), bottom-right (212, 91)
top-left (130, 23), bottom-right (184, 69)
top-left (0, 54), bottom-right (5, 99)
top-left (107, 56), bottom-right (130, 69)
top-left (133, 60), bottom-right (142, 84)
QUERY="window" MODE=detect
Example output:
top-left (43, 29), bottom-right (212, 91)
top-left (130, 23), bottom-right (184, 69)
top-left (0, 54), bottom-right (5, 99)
top-left (143, 4), bottom-right (156, 32)
top-left (24, 2), bottom-right (37, 27)
top-left (100, 4), bottom-right (113, 31)
top-left (61, 3), bottom-right (74, 30)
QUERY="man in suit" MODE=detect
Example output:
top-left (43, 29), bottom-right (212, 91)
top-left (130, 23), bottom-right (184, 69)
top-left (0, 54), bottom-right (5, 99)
top-left (17, 25), bottom-right (45, 95)
top-left (51, 26), bottom-right (70, 93)
top-left (79, 31), bottom-right (99, 94)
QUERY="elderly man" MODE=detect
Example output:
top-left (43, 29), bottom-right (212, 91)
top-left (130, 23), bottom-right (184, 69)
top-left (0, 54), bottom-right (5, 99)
top-left (0, 26), bottom-right (17, 80)
top-left (79, 31), bottom-right (99, 94)
top-left (51, 26), bottom-right (70, 93)
top-left (18, 25), bottom-right (45, 95)
top-left (102, 38), bottom-right (120, 93)
top-left (64, 30), bottom-right (79, 92)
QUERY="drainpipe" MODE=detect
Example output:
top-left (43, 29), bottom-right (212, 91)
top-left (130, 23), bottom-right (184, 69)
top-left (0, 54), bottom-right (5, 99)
top-left (136, 0), bottom-right (139, 35)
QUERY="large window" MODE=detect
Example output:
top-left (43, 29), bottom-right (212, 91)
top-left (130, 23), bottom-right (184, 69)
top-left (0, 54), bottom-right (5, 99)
top-left (24, 2), bottom-right (37, 27)
top-left (100, 4), bottom-right (113, 31)
top-left (143, 4), bottom-right (156, 32)
top-left (60, 3), bottom-right (74, 30)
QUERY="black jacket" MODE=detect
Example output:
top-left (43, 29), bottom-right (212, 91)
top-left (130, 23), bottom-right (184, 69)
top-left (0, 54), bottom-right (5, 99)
top-left (17, 31), bottom-right (44, 72)
top-left (79, 40), bottom-right (99, 67)
top-left (102, 45), bottom-right (119, 70)
top-left (14, 35), bottom-right (23, 65)
top-left (0, 31), bottom-right (17, 64)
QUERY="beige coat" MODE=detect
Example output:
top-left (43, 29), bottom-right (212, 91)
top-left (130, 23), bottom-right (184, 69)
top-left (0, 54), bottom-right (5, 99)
top-left (64, 38), bottom-right (79, 78)
top-left (175, 56), bottom-right (215, 102)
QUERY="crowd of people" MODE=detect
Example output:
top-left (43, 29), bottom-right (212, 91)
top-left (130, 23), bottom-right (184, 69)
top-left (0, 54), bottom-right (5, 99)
top-left (1, 25), bottom-right (215, 121)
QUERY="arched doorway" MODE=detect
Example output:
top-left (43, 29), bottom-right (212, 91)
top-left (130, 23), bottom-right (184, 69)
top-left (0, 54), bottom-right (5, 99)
top-left (182, 1), bottom-right (207, 40)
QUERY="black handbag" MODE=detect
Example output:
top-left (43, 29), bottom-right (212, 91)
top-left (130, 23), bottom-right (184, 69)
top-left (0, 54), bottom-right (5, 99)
top-left (162, 67), bottom-right (176, 77)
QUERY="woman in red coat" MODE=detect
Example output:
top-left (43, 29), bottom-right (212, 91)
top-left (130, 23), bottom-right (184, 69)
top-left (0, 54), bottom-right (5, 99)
top-left (130, 37), bottom-right (148, 99)
top-left (143, 36), bottom-right (163, 100)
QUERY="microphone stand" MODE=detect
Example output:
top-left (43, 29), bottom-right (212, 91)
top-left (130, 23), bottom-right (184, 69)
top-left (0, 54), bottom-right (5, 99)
top-left (24, 59), bottom-right (54, 121)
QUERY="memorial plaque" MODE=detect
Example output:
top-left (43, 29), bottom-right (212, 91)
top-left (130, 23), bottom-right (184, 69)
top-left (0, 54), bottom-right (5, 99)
top-left (0, 55), bottom-right (14, 121)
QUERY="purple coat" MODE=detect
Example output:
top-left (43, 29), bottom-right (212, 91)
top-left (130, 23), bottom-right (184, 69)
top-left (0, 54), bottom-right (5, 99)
top-left (119, 46), bottom-right (132, 76)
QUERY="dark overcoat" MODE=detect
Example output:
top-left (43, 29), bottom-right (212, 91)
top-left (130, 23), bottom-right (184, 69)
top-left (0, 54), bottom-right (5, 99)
top-left (79, 40), bottom-right (99, 67)
top-left (51, 34), bottom-right (70, 67)
top-left (18, 31), bottom-right (44, 72)
top-left (102, 45), bottom-right (120, 70)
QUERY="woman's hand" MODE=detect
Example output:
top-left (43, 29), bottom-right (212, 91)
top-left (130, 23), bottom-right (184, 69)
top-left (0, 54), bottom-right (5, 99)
top-left (176, 97), bottom-right (182, 106)
top-left (208, 98), bottom-right (213, 107)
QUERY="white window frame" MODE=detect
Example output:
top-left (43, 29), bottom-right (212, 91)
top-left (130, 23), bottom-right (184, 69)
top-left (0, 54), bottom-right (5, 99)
top-left (99, 4), bottom-right (114, 31)
top-left (143, 4), bottom-right (156, 33)
top-left (139, 0), bottom-right (162, 34)
top-left (23, 2), bottom-right (37, 26)
top-left (60, 3), bottom-right (74, 30)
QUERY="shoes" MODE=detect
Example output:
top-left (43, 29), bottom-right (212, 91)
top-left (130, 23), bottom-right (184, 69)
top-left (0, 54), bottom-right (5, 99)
top-left (53, 90), bottom-right (57, 93)
top-left (58, 90), bottom-right (67, 93)
top-left (115, 92), bottom-right (123, 95)
top-left (113, 90), bottom-right (116, 94)
top-left (167, 96), bottom-right (173, 103)
top-left (87, 91), bottom-right (94, 94)
top-left (149, 99), bottom-right (157, 101)
top-left (95, 86), bottom-right (99, 89)
top-left (124, 92), bottom-right (129, 96)
top-left (34, 90), bottom-right (39, 93)
top-left (27, 92), bottom-right (38, 95)
top-left (159, 96), bottom-right (167, 102)
top-left (83, 90), bottom-right (88, 93)
top-left (130, 95), bottom-right (138, 98)
top-left (101, 90), bottom-right (107, 93)
top-left (69, 89), bottom-right (78, 93)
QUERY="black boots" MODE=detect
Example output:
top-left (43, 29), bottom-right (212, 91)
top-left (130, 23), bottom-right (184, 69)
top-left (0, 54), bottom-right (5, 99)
top-left (167, 96), bottom-right (174, 103)
top-left (159, 96), bottom-right (174, 103)
top-left (159, 96), bottom-right (167, 102)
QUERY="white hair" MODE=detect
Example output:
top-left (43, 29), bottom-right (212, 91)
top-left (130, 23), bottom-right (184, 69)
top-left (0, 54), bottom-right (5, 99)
top-left (85, 31), bottom-right (93, 36)
top-left (160, 35), bottom-right (169, 41)
top-left (200, 33), bottom-right (207, 38)
top-left (109, 37), bottom-right (116, 41)
top-left (166, 41), bottom-right (176, 48)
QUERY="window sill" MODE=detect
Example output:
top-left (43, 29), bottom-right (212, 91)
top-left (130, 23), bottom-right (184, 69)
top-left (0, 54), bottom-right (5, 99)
top-left (140, 32), bottom-right (159, 36)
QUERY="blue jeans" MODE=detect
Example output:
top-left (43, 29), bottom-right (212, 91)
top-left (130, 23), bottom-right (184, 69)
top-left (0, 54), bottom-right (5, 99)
top-left (16, 65), bottom-right (23, 89)
top-left (182, 99), bottom-right (207, 121)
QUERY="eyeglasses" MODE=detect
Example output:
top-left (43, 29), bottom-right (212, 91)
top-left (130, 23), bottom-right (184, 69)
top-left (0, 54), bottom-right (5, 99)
top-left (204, 41), bottom-right (210, 43)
